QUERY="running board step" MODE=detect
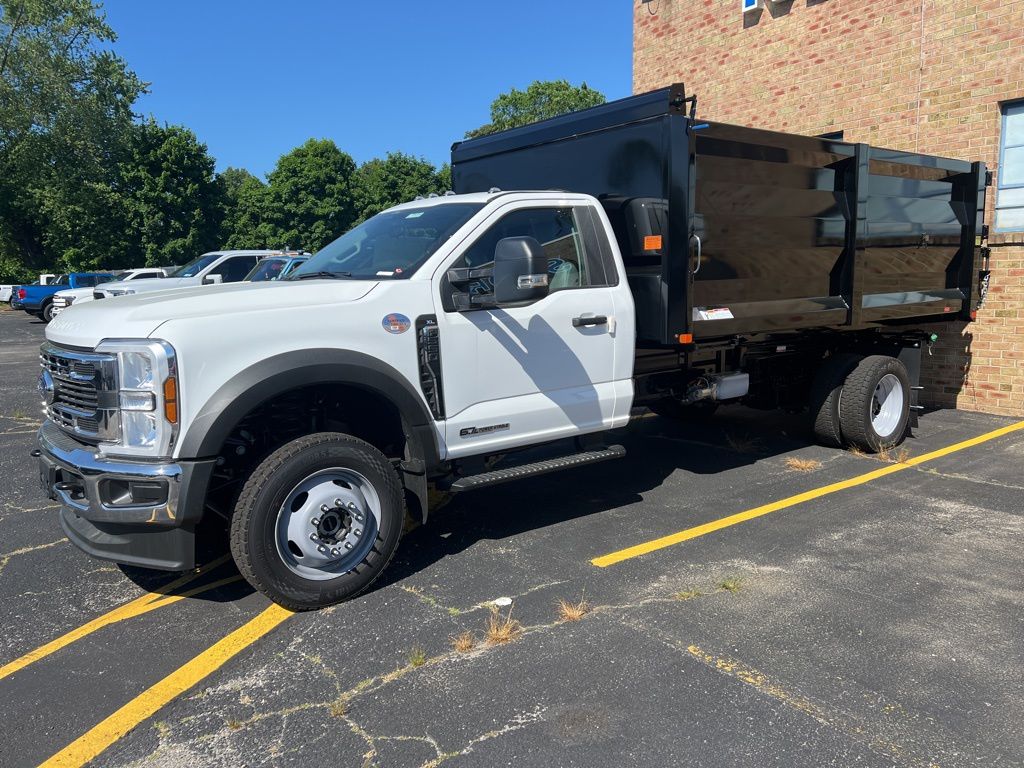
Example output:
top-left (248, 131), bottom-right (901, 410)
top-left (449, 445), bottom-right (626, 493)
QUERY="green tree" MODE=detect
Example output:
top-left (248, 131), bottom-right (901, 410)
top-left (466, 80), bottom-right (605, 139)
top-left (117, 120), bottom-right (224, 266)
top-left (354, 152), bottom-right (446, 222)
top-left (217, 166), bottom-right (262, 247)
top-left (0, 0), bottom-right (143, 278)
top-left (260, 139), bottom-right (359, 252)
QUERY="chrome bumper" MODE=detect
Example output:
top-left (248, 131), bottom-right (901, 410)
top-left (37, 420), bottom-right (215, 570)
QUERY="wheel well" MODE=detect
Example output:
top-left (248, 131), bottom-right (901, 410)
top-left (203, 383), bottom-right (411, 524)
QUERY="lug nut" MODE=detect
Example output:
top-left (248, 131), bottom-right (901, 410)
top-left (347, 502), bottom-right (356, 510)
top-left (354, 529), bottom-right (362, 537)
top-left (334, 498), bottom-right (343, 507)
top-left (344, 542), bottom-right (353, 550)
top-left (311, 517), bottom-right (320, 526)
top-left (331, 548), bottom-right (340, 556)
top-left (317, 545), bottom-right (327, 554)
top-left (309, 533), bottom-right (318, 541)
top-left (320, 504), bottom-right (330, 513)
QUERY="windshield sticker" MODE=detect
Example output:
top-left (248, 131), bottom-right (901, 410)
top-left (404, 212), bottom-right (424, 218)
top-left (382, 313), bottom-right (412, 334)
top-left (376, 270), bottom-right (394, 276)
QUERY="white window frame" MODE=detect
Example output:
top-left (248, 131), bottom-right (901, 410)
top-left (996, 101), bottom-right (1024, 233)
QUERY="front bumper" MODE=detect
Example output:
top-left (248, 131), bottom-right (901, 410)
top-left (37, 420), bottom-right (215, 571)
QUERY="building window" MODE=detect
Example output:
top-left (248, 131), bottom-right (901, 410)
top-left (996, 102), bottom-right (1024, 232)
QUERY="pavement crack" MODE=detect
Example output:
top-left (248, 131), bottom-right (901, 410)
top-left (0, 538), bottom-right (63, 576)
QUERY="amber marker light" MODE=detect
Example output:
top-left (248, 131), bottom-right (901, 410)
top-left (163, 377), bottom-right (178, 424)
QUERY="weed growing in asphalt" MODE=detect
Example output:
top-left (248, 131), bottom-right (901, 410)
top-left (408, 647), bottom-right (427, 667)
top-left (725, 432), bottom-right (761, 454)
top-left (557, 597), bottom-right (589, 622)
top-left (450, 631), bottom-right (476, 653)
top-left (674, 589), bottom-right (701, 601)
top-left (485, 606), bottom-right (523, 645)
top-left (719, 577), bottom-right (744, 594)
top-left (784, 457), bottom-right (822, 472)
top-left (226, 718), bottom-right (243, 731)
top-left (328, 696), bottom-right (348, 718)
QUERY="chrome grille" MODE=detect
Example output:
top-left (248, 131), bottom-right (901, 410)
top-left (39, 343), bottom-right (118, 443)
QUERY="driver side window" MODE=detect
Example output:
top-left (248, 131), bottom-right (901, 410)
top-left (454, 207), bottom-right (589, 296)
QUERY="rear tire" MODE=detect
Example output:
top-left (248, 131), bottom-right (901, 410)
top-left (808, 353), bottom-right (862, 448)
top-left (839, 356), bottom-right (910, 453)
top-left (230, 432), bottom-right (405, 610)
top-left (41, 301), bottom-right (55, 323)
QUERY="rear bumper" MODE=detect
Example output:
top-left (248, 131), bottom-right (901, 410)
top-left (37, 421), bottom-right (215, 570)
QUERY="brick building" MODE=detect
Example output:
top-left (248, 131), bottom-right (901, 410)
top-left (633, 0), bottom-right (1024, 416)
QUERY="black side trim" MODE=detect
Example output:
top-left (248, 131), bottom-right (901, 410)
top-left (416, 315), bottom-right (445, 419)
top-left (178, 349), bottom-right (441, 471)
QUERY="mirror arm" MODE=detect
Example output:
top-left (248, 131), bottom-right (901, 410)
top-left (452, 292), bottom-right (498, 312)
top-left (446, 266), bottom-right (493, 284)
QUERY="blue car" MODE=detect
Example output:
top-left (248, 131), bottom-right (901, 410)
top-left (19, 273), bottom-right (115, 322)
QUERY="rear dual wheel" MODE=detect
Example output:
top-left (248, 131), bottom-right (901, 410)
top-left (810, 354), bottom-right (910, 453)
top-left (230, 432), bottom-right (405, 611)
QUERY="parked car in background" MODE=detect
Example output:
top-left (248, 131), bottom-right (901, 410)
top-left (18, 273), bottom-right (115, 322)
top-left (0, 285), bottom-right (13, 304)
top-left (94, 251), bottom-right (284, 299)
top-left (244, 254), bottom-right (309, 282)
top-left (51, 267), bottom-right (171, 316)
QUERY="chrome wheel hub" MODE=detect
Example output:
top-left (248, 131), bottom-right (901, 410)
top-left (870, 373), bottom-right (904, 438)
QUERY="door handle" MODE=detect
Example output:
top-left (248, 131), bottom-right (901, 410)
top-left (691, 234), bottom-right (702, 275)
top-left (572, 315), bottom-right (608, 328)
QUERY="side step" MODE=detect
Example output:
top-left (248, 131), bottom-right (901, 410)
top-left (449, 445), bottom-right (626, 493)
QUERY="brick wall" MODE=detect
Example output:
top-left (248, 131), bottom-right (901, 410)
top-left (634, 0), bottom-right (1024, 416)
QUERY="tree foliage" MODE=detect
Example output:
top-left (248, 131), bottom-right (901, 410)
top-left (466, 80), bottom-right (606, 139)
top-left (0, 5), bottom-right (601, 281)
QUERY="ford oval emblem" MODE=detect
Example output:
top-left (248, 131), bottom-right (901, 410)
top-left (382, 313), bottom-right (411, 334)
top-left (38, 369), bottom-right (55, 406)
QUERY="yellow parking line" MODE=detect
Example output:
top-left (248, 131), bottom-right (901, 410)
top-left (593, 420), bottom-right (1024, 568)
top-left (0, 554), bottom-right (233, 681)
top-left (40, 604), bottom-right (293, 768)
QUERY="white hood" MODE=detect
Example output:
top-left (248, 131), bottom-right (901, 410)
top-left (46, 279), bottom-right (379, 348)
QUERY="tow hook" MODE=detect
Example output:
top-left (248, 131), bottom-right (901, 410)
top-left (55, 480), bottom-right (85, 501)
top-left (30, 449), bottom-right (41, 458)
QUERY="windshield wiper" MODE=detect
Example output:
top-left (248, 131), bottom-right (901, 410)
top-left (290, 270), bottom-right (352, 281)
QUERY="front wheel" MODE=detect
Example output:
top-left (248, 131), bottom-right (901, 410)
top-left (230, 432), bottom-right (405, 610)
top-left (41, 301), bottom-right (55, 322)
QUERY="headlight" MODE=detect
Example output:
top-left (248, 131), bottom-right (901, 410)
top-left (96, 339), bottom-right (178, 458)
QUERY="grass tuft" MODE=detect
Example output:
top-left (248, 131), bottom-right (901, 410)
top-left (847, 445), bottom-right (866, 457)
top-left (674, 589), bottom-right (701, 601)
top-left (784, 457), bottom-right (822, 472)
top-left (450, 631), bottom-right (476, 653)
top-left (484, 606), bottom-right (523, 646)
top-left (719, 577), bottom-right (744, 594)
top-left (328, 696), bottom-right (348, 719)
top-left (556, 597), bottom-right (589, 622)
top-left (408, 647), bottom-right (427, 667)
top-left (225, 718), bottom-right (243, 731)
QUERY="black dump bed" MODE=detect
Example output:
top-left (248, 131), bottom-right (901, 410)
top-left (451, 84), bottom-right (989, 346)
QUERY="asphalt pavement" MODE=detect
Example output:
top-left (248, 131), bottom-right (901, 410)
top-left (1, 306), bottom-right (1022, 768)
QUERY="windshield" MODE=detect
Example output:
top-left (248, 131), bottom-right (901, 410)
top-left (289, 204), bottom-right (483, 280)
top-left (246, 258), bottom-right (288, 282)
top-left (171, 253), bottom-right (221, 278)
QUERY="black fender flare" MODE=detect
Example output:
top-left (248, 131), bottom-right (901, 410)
top-left (178, 349), bottom-right (440, 519)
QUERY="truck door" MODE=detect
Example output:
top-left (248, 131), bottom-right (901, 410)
top-left (434, 201), bottom-right (629, 458)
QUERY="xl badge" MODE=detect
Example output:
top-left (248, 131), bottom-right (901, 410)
top-left (382, 313), bottom-right (411, 334)
top-left (38, 369), bottom-right (55, 406)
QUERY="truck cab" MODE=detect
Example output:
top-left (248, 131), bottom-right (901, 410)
top-left (95, 251), bottom-right (275, 299)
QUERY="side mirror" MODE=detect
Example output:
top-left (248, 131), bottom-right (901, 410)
top-left (493, 236), bottom-right (549, 305)
top-left (203, 273), bottom-right (223, 285)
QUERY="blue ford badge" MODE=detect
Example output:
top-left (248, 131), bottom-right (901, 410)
top-left (38, 369), bottom-right (55, 406)
top-left (382, 313), bottom-right (411, 334)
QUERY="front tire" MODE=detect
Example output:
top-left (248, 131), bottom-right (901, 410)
top-left (41, 301), bottom-right (55, 323)
top-left (839, 356), bottom-right (910, 453)
top-left (230, 432), bottom-right (405, 610)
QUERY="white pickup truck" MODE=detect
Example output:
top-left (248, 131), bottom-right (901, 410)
top-left (51, 267), bottom-right (171, 316)
top-left (34, 87), bottom-right (987, 609)
top-left (94, 250), bottom-right (283, 299)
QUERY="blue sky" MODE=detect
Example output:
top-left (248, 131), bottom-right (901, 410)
top-left (100, 1), bottom-right (633, 178)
